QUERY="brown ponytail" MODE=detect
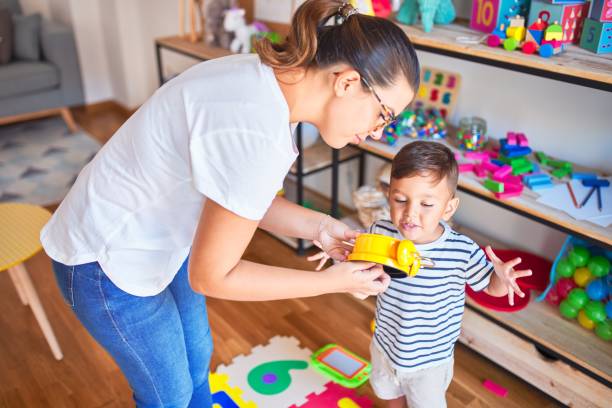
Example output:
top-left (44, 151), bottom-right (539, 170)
top-left (255, 0), bottom-right (420, 92)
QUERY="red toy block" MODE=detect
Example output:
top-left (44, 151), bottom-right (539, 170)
top-left (503, 182), bottom-right (523, 193)
top-left (493, 165), bottom-right (513, 179)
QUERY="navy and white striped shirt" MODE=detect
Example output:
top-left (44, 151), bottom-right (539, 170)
top-left (370, 219), bottom-right (494, 372)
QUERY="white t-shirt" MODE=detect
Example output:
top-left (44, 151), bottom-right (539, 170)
top-left (41, 54), bottom-right (298, 296)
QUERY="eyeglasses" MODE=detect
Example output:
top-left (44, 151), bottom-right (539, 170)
top-left (361, 76), bottom-right (396, 134)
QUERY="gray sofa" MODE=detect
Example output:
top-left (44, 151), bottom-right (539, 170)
top-left (0, 0), bottom-right (83, 129)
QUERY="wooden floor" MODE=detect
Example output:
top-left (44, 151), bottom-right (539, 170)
top-left (0, 106), bottom-right (561, 407)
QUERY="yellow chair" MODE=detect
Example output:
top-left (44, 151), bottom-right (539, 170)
top-left (0, 203), bottom-right (63, 360)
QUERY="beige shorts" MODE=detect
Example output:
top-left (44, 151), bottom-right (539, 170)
top-left (369, 341), bottom-right (454, 408)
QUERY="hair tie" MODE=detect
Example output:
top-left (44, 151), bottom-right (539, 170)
top-left (338, 2), bottom-right (359, 21)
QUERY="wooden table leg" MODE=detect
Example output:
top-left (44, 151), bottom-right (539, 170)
top-left (11, 264), bottom-right (63, 360)
top-left (8, 267), bottom-right (29, 306)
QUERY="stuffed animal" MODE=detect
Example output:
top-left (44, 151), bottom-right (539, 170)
top-left (205, 0), bottom-right (236, 49)
top-left (396, 0), bottom-right (456, 33)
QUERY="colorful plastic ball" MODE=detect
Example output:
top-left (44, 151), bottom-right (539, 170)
top-left (559, 300), bottom-right (578, 319)
top-left (577, 309), bottom-right (595, 330)
top-left (556, 278), bottom-right (577, 299)
top-left (595, 320), bottom-right (612, 341)
top-left (569, 246), bottom-right (590, 267)
top-left (588, 256), bottom-right (610, 277)
top-left (606, 302), bottom-right (612, 319)
top-left (566, 288), bottom-right (589, 309)
top-left (503, 38), bottom-right (519, 51)
top-left (522, 41), bottom-right (537, 54)
top-left (545, 285), bottom-right (561, 306)
top-left (556, 258), bottom-right (575, 278)
top-left (584, 301), bottom-right (606, 324)
top-left (586, 279), bottom-right (608, 301)
top-left (574, 267), bottom-right (594, 287)
top-left (539, 44), bottom-right (554, 58)
top-left (487, 34), bottom-right (501, 47)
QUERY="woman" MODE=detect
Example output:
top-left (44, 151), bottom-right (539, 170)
top-left (42, 1), bottom-right (420, 406)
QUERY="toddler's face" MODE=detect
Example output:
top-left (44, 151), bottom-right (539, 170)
top-left (388, 173), bottom-right (459, 244)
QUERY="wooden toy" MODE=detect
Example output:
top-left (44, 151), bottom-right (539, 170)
top-left (528, 0), bottom-right (589, 44)
top-left (347, 234), bottom-right (435, 278)
top-left (590, 0), bottom-right (612, 21)
top-left (414, 67), bottom-right (462, 117)
top-left (311, 344), bottom-right (371, 388)
top-left (470, 0), bottom-right (531, 33)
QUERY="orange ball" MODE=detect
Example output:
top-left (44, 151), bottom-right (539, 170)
top-left (578, 310), bottom-right (595, 330)
top-left (574, 267), bottom-right (594, 287)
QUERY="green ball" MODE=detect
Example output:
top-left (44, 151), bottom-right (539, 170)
top-left (569, 246), bottom-right (590, 267)
top-left (559, 300), bottom-right (578, 319)
top-left (567, 288), bottom-right (588, 309)
top-left (585, 301), bottom-right (607, 323)
top-left (595, 320), bottom-right (612, 341)
top-left (503, 38), bottom-right (519, 51)
top-left (588, 256), bottom-right (610, 277)
top-left (556, 258), bottom-right (575, 278)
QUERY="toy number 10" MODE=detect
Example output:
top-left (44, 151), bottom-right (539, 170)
top-left (475, 0), bottom-right (494, 27)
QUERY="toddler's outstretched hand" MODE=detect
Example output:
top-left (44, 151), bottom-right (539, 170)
top-left (485, 246), bottom-right (533, 306)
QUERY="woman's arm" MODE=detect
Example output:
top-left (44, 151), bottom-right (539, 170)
top-left (258, 196), bottom-right (324, 241)
top-left (188, 198), bottom-right (388, 301)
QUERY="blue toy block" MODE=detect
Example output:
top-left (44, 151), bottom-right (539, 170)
top-left (580, 18), bottom-right (612, 53)
top-left (491, 159), bottom-right (505, 167)
top-left (524, 173), bottom-right (551, 183)
top-left (572, 172), bottom-right (598, 180)
top-left (531, 163), bottom-right (540, 173)
top-left (529, 182), bottom-right (555, 190)
top-left (503, 146), bottom-right (533, 157)
top-left (582, 178), bottom-right (611, 187)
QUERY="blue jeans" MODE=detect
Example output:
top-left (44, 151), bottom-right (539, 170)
top-left (52, 257), bottom-right (213, 407)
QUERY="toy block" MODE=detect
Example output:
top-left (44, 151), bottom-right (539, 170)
top-left (509, 157), bottom-right (531, 168)
top-left (504, 146), bottom-right (533, 157)
top-left (471, 0), bottom-right (531, 33)
top-left (493, 164), bottom-right (513, 179)
top-left (491, 159), bottom-right (505, 167)
top-left (552, 168), bottom-right (571, 178)
top-left (582, 178), bottom-right (610, 187)
top-left (504, 182), bottom-right (524, 193)
top-left (523, 173), bottom-right (551, 183)
top-left (531, 163), bottom-right (540, 173)
top-left (495, 189), bottom-right (523, 199)
top-left (512, 162), bottom-right (533, 175)
top-left (548, 159), bottom-right (572, 169)
top-left (464, 151), bottom-right (490, 161)
top-left (529, 0), bottom-right (590, 43)
top-left (485, 179), bottom-right (505, 193)
top-left (474, 164), bottom-right (488, 177)
top-left (572, 172), bottom-right (598, 180)
top-left (544, 22), bottom-right (564, 41)
top-left (580, 18), bottom-right (612, 53)
top-left (483, 161), bottom-right (501, 172)
top-left (517, 133), bottom-right (529, 146)
top-left (507, 133), bottom-right (517, 146)
top-left (590, 0), bottom-right (612, 21)
top-left (507, 16), bottom-right (527, 40)
top-left (459, 163), bottom-right (475, 173)
top-left (536, 151), bottom-right (550, 164)
top-left (497, 174), bottom-right (523, 184)
top-left (529, 181), bottom-right (554, 190)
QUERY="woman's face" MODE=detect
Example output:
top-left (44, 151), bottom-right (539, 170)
top-left (318, 71), bottom-right (414, 149)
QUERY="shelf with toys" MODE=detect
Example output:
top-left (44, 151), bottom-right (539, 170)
top-left (395, 19), bottom-right (612, 91)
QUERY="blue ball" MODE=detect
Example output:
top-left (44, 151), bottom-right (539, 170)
top-left (606, 301), bottom-right (612, 319)
top-left (586, 279), bottom-right (608, 301)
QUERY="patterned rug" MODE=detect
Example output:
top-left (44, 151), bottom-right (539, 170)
top-left (0, 117), bottom-right (100, 205)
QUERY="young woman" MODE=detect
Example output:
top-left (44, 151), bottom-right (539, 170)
top-left (42, 1), bottom-right (420, 406)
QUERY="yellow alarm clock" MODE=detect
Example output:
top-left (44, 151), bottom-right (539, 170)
top-left (348, 233), bottom-right (434, 278)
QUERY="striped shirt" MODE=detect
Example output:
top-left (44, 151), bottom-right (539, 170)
top-left (370, 219), bottom-right (494, 372)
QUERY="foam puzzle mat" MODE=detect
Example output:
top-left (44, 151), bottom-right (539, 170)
top-left (211, 336), bottom-right (372, 408)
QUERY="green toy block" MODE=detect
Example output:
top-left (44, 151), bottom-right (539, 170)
top-left (510, 157), bottom-right (530, 168)
top-left (484, 179), bottom-right (505, 193)
top-left (512, 162), bottom-right (533, 175)
top-left (549, 160), bottom-right (572, 170)
top-left (580, 18), bottom-right (612, 54)
top-left (552, 168), bottom-right (571, 179)
top-left (536, 151), bottom-right (549, 165)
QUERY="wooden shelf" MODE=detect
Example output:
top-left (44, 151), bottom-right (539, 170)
top-left (397, 20), bottom-right (612, 91)
top-left (356, 138), bottom-right (612, 248)
top-left (156, 36), bottom-right (234, 61)
top-left (290, 142), bottom-right (361, 176)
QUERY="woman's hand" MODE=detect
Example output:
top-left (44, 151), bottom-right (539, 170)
top-left (324, 261), bottom-right (390, 300)
top-left (315, 215), bottom-right (360, 261)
